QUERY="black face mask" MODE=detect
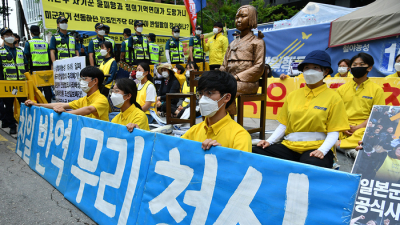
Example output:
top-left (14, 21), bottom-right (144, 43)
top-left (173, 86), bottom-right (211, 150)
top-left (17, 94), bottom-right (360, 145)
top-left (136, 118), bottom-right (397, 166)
top-left (13, 41), bottom-right (18, 45)
top-left (351, 67), bottom-right (369, 78)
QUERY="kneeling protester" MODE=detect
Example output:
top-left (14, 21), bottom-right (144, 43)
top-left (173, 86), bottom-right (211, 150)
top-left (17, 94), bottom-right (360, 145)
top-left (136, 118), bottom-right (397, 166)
top-left (181, 70), bottom-right (252, 152)
top-left (25, 66), bottom-right (110, 121)
top-left (253, 50), bottom-right (350, 168)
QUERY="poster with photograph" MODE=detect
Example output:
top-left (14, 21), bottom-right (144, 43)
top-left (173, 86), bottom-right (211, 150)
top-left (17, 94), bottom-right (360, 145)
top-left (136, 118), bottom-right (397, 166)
top-left (352, 105), bottom-right (400, 225)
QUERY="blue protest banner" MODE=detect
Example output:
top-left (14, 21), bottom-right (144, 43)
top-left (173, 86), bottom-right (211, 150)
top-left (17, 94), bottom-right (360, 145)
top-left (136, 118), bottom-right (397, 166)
top-left (15, 105), bottom-right (361, 225)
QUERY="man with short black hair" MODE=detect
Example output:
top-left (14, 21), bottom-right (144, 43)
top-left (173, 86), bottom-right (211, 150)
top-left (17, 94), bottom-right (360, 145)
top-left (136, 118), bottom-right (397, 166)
top-left (189, 25), bottom-right (205, 63)
top-left (181, 70), bottom-right (251, 152)
top-left (203, 22), bottom-right (228, 71)
top-left (0, 27), bottom-right (27, 134)
top-left (128, 20), bottom-right (150, 65)
top-left (25, 66), bottom-right (109, 121)
top-left (88, 23), bottom-right (107, 66)
top-left (24, 25), bottom-right (52, 103)
top-left (147, 33), bottom-right (160, 65)
top-left (120, 28), bottom-right (131, 63)
top-left (49, 16), bottom-right (79, 63)
top-left (103, 25), bottom-right (117, 54)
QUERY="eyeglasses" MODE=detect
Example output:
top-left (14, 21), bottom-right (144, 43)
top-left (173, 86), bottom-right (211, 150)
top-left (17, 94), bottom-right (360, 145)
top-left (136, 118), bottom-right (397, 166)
top-left (79, 77), bottom-right (92, 82)
top-left (196, 90), bottom-right (215, 99)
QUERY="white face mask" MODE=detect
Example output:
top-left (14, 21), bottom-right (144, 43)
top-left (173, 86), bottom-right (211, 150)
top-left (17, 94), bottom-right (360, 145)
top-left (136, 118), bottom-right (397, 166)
top-left (100, 49), bottom-right (108, 57)
top-left (162, 71), bottom-right (169, 79)
top-left (195, 30), bottom-right (202, 35)
top-left (59, 23), bottom-right (68, 30)
top-left (338, 67), bottom-right (348, 74)
top-left (173, 68), bottom-right (178, 73)
top-left (213, 28), bottom-right (219, 34)
top-left (174, 32), bottom-right (180, 38)
top-left (110, 93), bottom-right (126, 108)
top-left (185, 70), bottom-right (191, 78)
top-left (80, 79), bottom-right (93, 93)
top-left (303, 69), bottom-right (324, 85)
top-left (136, 27), bottom-right (143, 33)
top-left (4, 36), bottom-right (15, 44)
top-left (395, 63), bottom-right (400, 72)
top-left (199, 94), bottom-right (226, 117)
top-left (98, 30), bottom-right (106, 36)
top-left (136, 71), bottom-right (145, 80)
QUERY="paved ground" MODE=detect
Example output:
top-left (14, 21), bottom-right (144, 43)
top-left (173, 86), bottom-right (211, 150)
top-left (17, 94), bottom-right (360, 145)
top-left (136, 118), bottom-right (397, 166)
top-left (0, 128), bottom-right (95, 225)
top-left (0, 117), bottom-right (355, 224)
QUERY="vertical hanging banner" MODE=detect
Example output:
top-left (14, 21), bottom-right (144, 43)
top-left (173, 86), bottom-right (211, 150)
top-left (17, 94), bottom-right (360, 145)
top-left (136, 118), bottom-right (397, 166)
top-left (16, 105), bottom-right (361, 225)
top-left (183, 0), bottom-right (197, 35)
top-left (41, 0), bottom-right (191, 37)
top-left (53, 57), bottom-right (86, 103)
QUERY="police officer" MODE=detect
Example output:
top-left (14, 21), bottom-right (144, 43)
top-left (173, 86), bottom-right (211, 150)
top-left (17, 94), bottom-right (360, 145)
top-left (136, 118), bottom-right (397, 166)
top-left (70, 31), bottom-right (87, 57)
top-left (88, 23), bottom-right (107, 66)
top-left (189, 25), bottom-right (204, 63)
top-left (128, 20), bottom-right (150, 65)
top-left (103, 25), bottom-right (117, 55)
top-left (24, 25), bottom-right (52, 103)
top-left (147, 33), bottom-right (160, 65)
top-left (120, 28), bottom-right (131, 63)
top-left (0, 28), bottom-right (27, 134)
top-left (232, 30), bottom-right (241, 40)
top-left (49, 16), bottom-right (79, 63)
top-left (165, 26), bottom-right (184, 64)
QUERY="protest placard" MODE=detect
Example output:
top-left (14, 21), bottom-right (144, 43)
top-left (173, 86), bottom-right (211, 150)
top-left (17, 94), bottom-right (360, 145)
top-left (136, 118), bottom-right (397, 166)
top-left (53, 57), bottom-right (86, 103)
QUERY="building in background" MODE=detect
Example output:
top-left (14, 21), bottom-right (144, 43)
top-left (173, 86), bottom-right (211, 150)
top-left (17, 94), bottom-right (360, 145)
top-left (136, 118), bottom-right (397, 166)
top-left (15, 0), bottom-right (47, 43)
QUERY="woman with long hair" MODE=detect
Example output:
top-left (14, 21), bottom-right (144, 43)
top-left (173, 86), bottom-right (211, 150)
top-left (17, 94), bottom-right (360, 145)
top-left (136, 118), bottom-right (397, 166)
top-left (99, 41), bottom-right (117, 97)
top-left (136, 62), bottom-right (157, 123)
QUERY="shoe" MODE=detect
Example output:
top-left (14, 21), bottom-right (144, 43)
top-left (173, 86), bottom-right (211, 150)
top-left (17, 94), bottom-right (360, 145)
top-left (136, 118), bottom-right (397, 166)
top-left (345, 149), bottom-right (358, 158)
top-left (9, 127), bottom-right (16, 135)
top-left (151, 124), bottom-right (173, 134)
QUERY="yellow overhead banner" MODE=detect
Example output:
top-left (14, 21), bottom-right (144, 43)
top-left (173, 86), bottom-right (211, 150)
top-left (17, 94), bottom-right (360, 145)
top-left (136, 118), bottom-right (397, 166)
top-left (42, 0), bottom-right (191, 37)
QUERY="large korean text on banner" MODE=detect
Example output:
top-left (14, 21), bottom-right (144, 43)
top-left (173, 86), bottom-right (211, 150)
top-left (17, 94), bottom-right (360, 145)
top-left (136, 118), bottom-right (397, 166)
top-left (42, 0), bottom-right (191, 37)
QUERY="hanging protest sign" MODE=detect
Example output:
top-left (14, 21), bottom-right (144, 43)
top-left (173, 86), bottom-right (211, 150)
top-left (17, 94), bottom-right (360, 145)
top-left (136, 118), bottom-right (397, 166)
top-left (53, 57), bottom-right (86, 103)
top-left (16, 105), bottom-right (360, 225)
top-left (41, 0), bottom-right (191, 37)
top-left (351, 105), bottom-right (400, 224)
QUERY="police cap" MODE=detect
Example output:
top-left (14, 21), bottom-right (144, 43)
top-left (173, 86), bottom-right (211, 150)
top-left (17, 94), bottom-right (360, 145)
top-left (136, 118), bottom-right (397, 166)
top-left (0, 27), bottom-right (13, 36)
top-left (95, 23), bottom-right (105, 29)
top-left (56, 16), bottom-right (68, 24)
top-left (195, 25), bottom-right (202, 30)
top-left (134, 20), bottom-right (144, 26)
top-left (172, 26), bottom-right (180, 32)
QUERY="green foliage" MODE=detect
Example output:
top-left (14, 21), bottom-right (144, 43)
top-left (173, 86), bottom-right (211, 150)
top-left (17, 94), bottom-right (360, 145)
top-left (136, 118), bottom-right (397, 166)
top-left (250, 0), bottom-right (300, 23)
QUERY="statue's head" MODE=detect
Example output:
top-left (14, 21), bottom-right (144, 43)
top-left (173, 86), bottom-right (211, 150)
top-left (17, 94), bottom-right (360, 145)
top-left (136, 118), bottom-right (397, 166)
top-left (235, 5), bottom-right (257, 32)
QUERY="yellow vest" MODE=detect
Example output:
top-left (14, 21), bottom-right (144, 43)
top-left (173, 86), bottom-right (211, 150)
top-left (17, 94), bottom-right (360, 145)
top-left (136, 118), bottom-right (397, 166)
top-left (137, 80), bottom-right (156, 115)
top-left (181, 80), bottom-right (195, 107)
top-left (100, 58), bottom-right (115, 89)
top-left (375, 155), bottom-right (400, 183)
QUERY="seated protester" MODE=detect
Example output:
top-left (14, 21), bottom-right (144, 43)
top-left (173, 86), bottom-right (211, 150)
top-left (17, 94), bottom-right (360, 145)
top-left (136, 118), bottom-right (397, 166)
top-left (175, 61), bottom-right (200, 118)
top-left (25, 66), bottom-right (109, 121)
top-left (156, 63), bottom-right (181, 116)
top-left (136, 62), bottom-right (157, 123)
top-left (387, 54), bottom-right (400, 78)
top-left (335, 53), bottom-right (384, 157)
top-left (173, 63), bottom-right (186, 89)
top-left (99, 41), bottom-right (117, 97)
top-left (110, 78), bottom-right (150, 131)
top-left (335, 58), bottom-right (353, 78)
top-left (181, 70), bottom-right (252, 152)
top-left (253, 50), bottom-right (349, 168)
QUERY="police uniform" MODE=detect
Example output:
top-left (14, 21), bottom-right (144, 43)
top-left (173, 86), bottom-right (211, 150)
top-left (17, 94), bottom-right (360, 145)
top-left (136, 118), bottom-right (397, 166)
top-left (147, 33), bottom-right (160, 65)
top-left (49, 17), bottom-right (77, 60)
top-left (128, 20), bottom-right (150, 65)
top-left (88, 23), bottom-right (107, 66)
top-left (24, 25), bottom-right (52, 103)
top-left (0, 27), bottom-right (27, 134)
top-left (189, 25), bottom-right (205, 63)
top-left (166, 26), bottom-right (184, 64)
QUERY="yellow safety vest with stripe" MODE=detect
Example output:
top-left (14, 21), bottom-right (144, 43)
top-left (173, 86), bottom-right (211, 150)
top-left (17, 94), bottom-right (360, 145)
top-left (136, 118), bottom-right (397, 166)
top-left (130, 35), bottom-right (149, 62)
top-left (137, 80), bottom-right (156, 115)
top-left (0, 47), bottom-right (26, 80)
top-left (193, 37), bottom-right (203, 60)
top-left (54, 34), bottom-right (76, 60)
top-left (104, 36), bottom-right (115, 50)
top-left (124, 39), bottom-right (131, 63)
top-left (92, 38), bottom-right (105, 66)
top-left (148, 43), bottom-right (160, 64)
top-left (100, 58), bottom-right (116, 89)
top-left (28, 38), bottom-right (50, 67)
top-left (169, 38), bottom-right (184, 63)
